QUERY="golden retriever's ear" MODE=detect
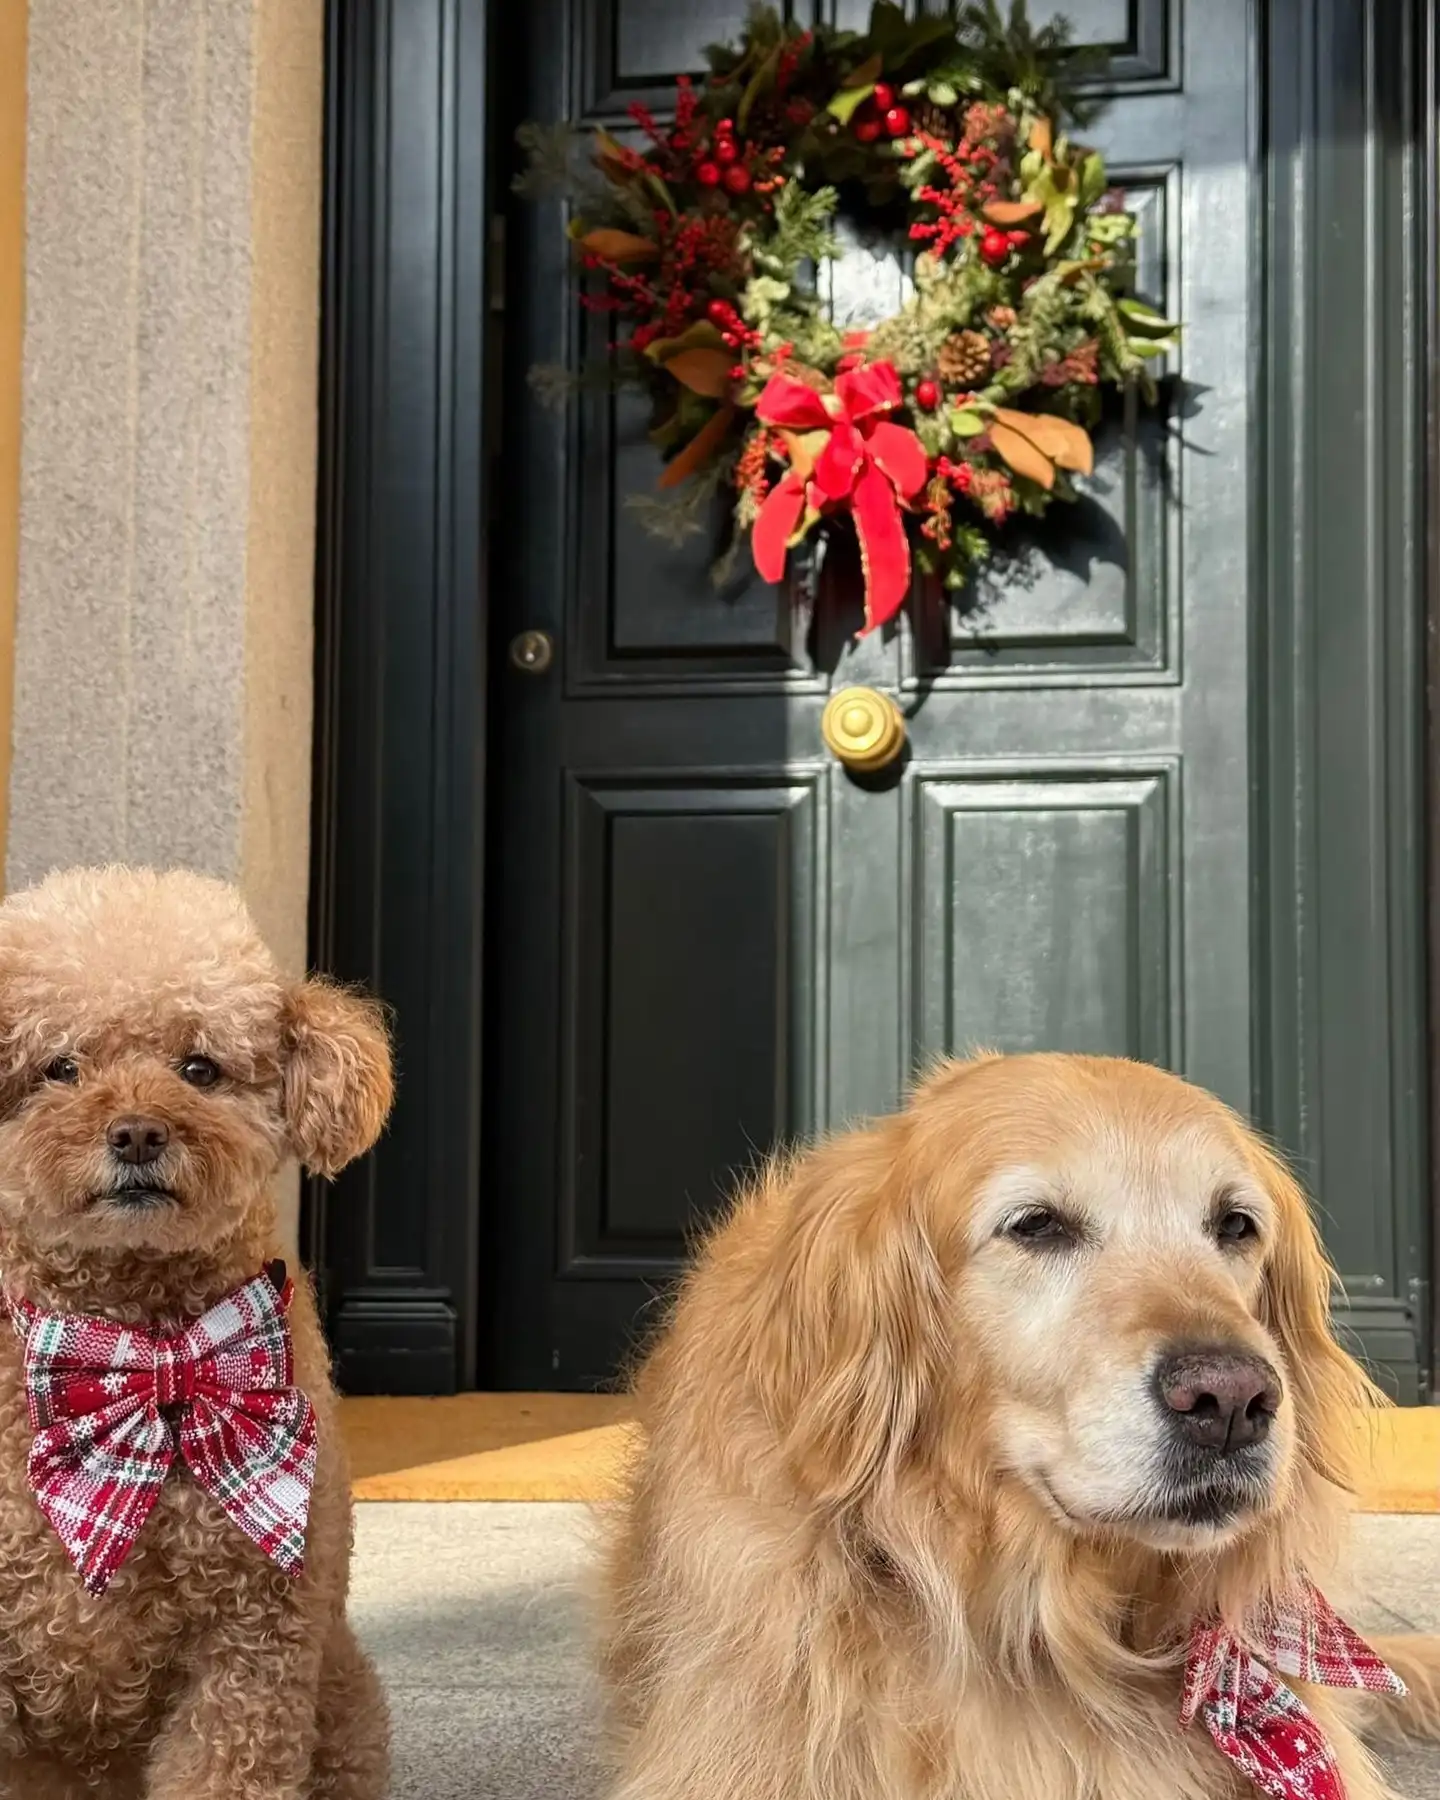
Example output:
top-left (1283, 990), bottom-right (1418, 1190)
top-left (1252, 1142), bottom-right (1386, 1490)
top-left (745, 1126), bottom-right (947, 1511)
top-left (282, 978), bottom-right (394, 1177)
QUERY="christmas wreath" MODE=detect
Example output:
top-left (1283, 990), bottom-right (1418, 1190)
top-left (517, 1), bottom-right (1179, 633)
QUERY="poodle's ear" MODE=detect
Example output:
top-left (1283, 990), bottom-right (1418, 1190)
top-left (282, 978), bottom-right (394, 1177)
top-left (745, 1124), bottom-right (947, 1512)
top-left (1252, 1140), bottom-right (1386, 1489)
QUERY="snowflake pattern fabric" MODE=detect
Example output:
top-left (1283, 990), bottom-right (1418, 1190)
top-left (3, 1264), bottom-right (317, 1594)
top-left (1182, 1584), bottom-right (1406, 1800)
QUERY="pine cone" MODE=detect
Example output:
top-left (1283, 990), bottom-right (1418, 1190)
top-left (937, 329), bottom-right (992, 387)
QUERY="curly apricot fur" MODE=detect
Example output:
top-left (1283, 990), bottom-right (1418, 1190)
top-left (0, 866), bottom-right (393, 1799)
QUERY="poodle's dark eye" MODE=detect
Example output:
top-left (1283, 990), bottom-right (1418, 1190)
top-left (43, 1057), bottom-right (79, 1085)
top-left (1215, 1208), bottom-right (1259, 1246)
top-left (178, 1056), bottom-right (221, 1089)
top-left (1004, 1207), bottom-right (1077, 1248)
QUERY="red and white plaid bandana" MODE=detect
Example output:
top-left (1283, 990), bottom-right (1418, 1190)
top-left (1181, 1583), bottom-right (1405, 1800)
top-left (3, 1263), bottom-right (317, 1595)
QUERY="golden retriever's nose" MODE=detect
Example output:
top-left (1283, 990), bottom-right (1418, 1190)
top-left (106, 1116), bottom-right (170, 1166)
top-left (1156, 1349), bottom-right (1281, 1453)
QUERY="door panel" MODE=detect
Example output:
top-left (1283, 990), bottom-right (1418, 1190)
top-left (559, 774), bottom-right (823, 1274)
top-left (911, 768), bottom-right (1174, 1066)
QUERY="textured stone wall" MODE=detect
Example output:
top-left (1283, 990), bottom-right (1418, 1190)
top-left (0, 0), bottom-right (26, 870)
top-left (8, 0), bottom-right (322, 982)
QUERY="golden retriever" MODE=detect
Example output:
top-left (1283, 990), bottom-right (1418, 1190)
top-left (598, 1052), bottom-right (1440, 1800)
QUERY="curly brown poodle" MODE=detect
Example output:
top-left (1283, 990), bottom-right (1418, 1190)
top-left (599, 1052), bottom-right (1440, 1800)
top-left (0, 866), bottom-right (393, 1800)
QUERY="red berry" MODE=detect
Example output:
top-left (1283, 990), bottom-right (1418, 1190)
top-left (915, 378), bottom-right (940, 411)
top-left (853, 116), bottom-right (883, 144)
top-left (722, 163), bottom-right (752, 195)
top-left (980, 227), bottom-right (1010, 267)
top-left (707, 298), bottom-right (733, 326)
top-left (1007, 229), bottom-right (1030, 248)
top-left (872, 81), bottom-right (894, 112)
top-left (883, 105), bottom-right (910, 138)
top-left (715, 137), bottom-right (739, 164)
top-left (716, 118), bottom-right (734, 135)
top-left (696, 161), bottom-right (722, 187)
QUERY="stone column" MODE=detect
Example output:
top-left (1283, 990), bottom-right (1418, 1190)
top-left (9, 0), bottom-right (326, 1242)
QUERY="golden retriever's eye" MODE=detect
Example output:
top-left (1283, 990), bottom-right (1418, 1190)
top-left (178, 1055), bottom-right (222, 1089)
top-left (1003, 1207), bottom-right (1077, 1248)
top-left (43, 1057), bottom-right (79, 1084)
top-left (1214, 1208), bottom-right (1259, 1246)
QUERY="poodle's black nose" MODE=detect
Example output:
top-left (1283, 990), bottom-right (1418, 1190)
top-left (1156, 1348), bottom-right (1281, 1452)
top-left (106, 1115), bottom-right (170, 1166)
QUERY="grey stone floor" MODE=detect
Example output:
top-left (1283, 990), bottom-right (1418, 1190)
top-left (350, 1504), bottom-right (1440, 1799)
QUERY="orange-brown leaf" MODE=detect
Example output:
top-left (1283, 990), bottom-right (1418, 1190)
top-left (982, 199), bottom-right (1044, 226)
top-left (658, 405), bottom-right (738, 490)
top-left (779, 427), bottom-right (831, 480)
top-left (1029, 117), bottom-right (1054, 162)
top-left (579, 228), bottom-right (659, 264)
top-left (662, 348), bottom-right (735, 398)
top-left (989, 420), bottom-right (1055, 490)
top-left (992, 408), bottom-right (1094, 476)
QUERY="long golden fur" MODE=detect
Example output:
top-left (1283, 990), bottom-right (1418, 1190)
top-left (0, 866), bottom-right (393, 1799)
top-left (599, 1053), bottom-right (1440, 1800)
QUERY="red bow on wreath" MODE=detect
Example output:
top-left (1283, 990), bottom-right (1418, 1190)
top-left (750, 360), bottom-right (928, 633)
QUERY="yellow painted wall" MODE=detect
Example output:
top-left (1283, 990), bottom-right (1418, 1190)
top-left (0, 0), bottom-right (24, 881)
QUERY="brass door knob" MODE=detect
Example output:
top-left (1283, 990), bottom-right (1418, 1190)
top-left (510, 629), bottom-right (555, 674)
top-left (821, 686), bottom-right (906, 773)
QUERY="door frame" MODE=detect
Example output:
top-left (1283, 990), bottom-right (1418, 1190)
top-left (304, 0), bottom-right (493, 1393)
top-left (309, 0), bottom-right (1440, 1398)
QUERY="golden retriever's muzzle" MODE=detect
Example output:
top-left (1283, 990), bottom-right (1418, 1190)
top-left (1147, 1343), bottom-right (1283, 1525)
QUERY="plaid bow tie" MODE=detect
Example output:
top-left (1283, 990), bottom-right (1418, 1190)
top-left (3, 1263), bottom-right (317, 1595)
top-left (1181, 1584), bottom-right (1405, 1800)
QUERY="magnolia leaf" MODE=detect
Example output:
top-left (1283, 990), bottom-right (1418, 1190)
top-left (989, 421), bottom-right (1055, 491)
top-left (1020, 148), bottom-right (1045, 186)
top-left (663, 348), bottom-right (735, 397)
top-left (1029, 117), bottom-right (1054, 162)
top-left (790, 500), bottom-right (823, 547)
top-left (658, 404), bottom-right (738, 489)
top-left (993, 408), bottom-right (1094, 476)
top-left (642, 171), bottom-right (677, 216)
top-left (1057, 258), bottom-right (1107, 284)
top-left (644, 321), bottom-right (726, 362)
top-left (1044, 195), bottom-right (1078, 255)
top-left (780, 427), bottom-right (832, 479)
top-left (1129, 339), bottom-right (1171, 358)
top-left (1118, 297), bottom-right (1183, 335)
top-left (827, 82), bottom-right (877, 124)
top-left (950, 409), bottom-right (986, 437)
top-left (593, 129), bottom-right (637, 182)
top-left (580, 228), bottom-right (659, 263)
top-left (841, 51), bottom-right (884, 89)
top-left (928, 79), bottom-right (958, 105)
top-left (738, 46), bottom-right (780, 133)
top-left (1079, 151), bottom-right (1108, 208)
top-left (982, 198), bottom-right (1044, 226)
top-left (649, 413), bottom-right (685, 451)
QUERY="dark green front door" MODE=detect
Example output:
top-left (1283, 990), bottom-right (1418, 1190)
top-left (487, 0), bottom-right (1430, 1395)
